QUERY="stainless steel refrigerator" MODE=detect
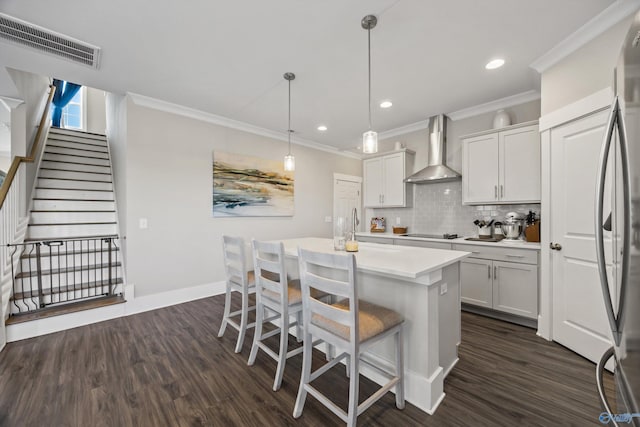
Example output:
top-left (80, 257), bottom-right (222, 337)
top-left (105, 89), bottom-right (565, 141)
top-left (595, 11), bottom-right (640, 427)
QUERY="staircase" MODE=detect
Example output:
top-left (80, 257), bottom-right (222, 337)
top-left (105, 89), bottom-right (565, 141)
top-left (7, 127), bottom-right (124, 322)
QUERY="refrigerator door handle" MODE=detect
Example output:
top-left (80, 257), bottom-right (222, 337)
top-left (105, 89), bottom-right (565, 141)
top-left (613, 101), bottom-right (631, 338)
top-left (595, 96), bottom-right (621, 345)
top-left (596, 346), bottom-right (620, 427)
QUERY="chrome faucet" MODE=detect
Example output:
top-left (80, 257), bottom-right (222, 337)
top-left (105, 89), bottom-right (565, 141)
top-left (351, 207), bottom-right (359, 239)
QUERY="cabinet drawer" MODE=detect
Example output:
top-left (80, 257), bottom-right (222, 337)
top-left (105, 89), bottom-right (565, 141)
top-left (393, 239), bottom-right (452, 250)
top-left (453, 244), bottom-right (538, 265)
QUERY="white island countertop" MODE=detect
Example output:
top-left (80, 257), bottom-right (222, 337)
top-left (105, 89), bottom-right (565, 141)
top-left (280, 237), bottom-right (470, 282)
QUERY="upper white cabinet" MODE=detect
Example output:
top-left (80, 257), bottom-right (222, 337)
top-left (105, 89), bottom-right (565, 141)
top-left (462, 121), bottom-right (540, 205)
top-left (363, 150), bottom-right (414, 208)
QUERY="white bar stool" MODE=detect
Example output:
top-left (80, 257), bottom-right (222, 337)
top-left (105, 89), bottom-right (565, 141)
top-left (294, 248), bottom-right (405, 427)
top-left (218, 235), bottom-right (256, 353)
top-left (248, 239), bottom-right (310, 391)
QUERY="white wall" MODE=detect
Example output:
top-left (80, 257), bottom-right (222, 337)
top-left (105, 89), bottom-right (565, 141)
top-left (0, 154), bottom-right (9, 172)
top-left (541, 17), bottom-right (632, 115)
top-left (86, 87), bottom-right (106, 134)
top-left (119, 98), bottom-right (361, 297)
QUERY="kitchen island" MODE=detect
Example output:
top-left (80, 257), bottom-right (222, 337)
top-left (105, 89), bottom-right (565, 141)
top-left (279, 237), bottom-right (470, 414)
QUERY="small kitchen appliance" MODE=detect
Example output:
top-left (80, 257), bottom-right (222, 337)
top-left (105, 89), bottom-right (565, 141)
top-left (502, 212), bottom-right (524, 240)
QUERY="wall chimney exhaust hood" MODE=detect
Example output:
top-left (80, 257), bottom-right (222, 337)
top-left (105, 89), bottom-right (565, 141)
top-left (404, 114), bottom-right (461, 184)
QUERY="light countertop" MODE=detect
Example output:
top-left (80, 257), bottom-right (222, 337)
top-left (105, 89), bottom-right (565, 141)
top-left (356, 231), bottom-right (541, 250)
top-left (278, 237), bottom-right (470, 281)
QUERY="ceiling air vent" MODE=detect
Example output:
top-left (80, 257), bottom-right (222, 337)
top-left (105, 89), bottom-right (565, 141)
top-left (0, 13), bottom-right (101, 69)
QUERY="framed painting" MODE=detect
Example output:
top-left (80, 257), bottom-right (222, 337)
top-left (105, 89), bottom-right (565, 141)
top-left (213, 151), bottom-right (294, 217)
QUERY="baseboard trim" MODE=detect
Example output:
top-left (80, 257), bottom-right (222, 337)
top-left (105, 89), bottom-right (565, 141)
top-left (6, 281), bottom-right (227, 342)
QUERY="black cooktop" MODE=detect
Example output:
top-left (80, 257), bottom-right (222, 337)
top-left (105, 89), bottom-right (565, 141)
top-left (401, 233), bottom-right (459, 240)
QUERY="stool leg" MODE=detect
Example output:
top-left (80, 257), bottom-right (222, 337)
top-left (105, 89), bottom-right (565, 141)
top-left (347, 356), bottom-right (359, 427)
top-left (293, 332), bottom-right (312, 419)
top-left (295, 311), bottom-right (303, 343)
top-left (248, 302), bottom-right (263, 366)
top-left (273, 312), bottom-right (288, 391)
top-left (235, 288), bottom-right (249, 353)
top-left (395, 326), bottom-right (405, 410)
top-left (218, 283), bottom-right (231, 338)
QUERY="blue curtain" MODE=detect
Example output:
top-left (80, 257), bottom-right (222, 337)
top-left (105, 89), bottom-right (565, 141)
top-left (51, 79), bottom-right (82, 127)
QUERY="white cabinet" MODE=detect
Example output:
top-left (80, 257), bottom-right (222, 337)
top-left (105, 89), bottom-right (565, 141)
top-left (462, 122), bottom-right (540, 205)
top-left (454, 244), bottom-right (538, 320)
top-left (363, 150), bottom-right (414, 208)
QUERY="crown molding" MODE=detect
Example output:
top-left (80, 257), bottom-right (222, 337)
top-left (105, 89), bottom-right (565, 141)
top-left (0, 96), bottom-right (24, 110)
top-left (127, 92), bottom-right (361, 160)
top-left (530, 0), bottom-right (640, 73)
top-left (378, 119), bottom-right (430, 140)
top-left (447, 90), bottom-right (541, 121)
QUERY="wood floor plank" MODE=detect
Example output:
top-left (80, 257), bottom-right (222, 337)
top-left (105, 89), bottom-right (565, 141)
top-left (0, 294), bottom-right (615, 426)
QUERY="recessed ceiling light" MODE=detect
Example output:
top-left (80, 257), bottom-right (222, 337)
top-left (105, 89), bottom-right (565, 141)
top-left (485, 59), bottom-right (505, 70)
top-left (380, 100), bottom-right (393, 109)
top-left (317, 125), bottom-right (328, 131)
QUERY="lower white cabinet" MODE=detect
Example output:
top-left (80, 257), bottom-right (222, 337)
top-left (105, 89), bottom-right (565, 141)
top-left (454, 244), bottom-right (538, 319)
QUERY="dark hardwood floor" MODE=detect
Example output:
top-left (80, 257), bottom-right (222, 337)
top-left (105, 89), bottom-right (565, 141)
top-left (0, 294), bottom-right (614, 426)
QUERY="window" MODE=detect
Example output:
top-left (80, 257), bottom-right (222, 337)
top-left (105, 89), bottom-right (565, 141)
top-left (61, 88), bottom-right (84, 130)
top-left (50, 85), bottom-right (85, 130)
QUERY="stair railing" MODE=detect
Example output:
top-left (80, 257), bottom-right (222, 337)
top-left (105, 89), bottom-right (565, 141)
top-left (0, 84), bottom-right (56, 319)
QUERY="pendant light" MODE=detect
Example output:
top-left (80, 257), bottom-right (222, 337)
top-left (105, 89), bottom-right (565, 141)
top-left (283, 72), bottom-right (295, 172)
top-left (362, 14), bottom-right (378, 154)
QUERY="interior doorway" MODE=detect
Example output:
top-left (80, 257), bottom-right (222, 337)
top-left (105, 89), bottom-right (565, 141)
top-left (333, 173), bottom-right (362, 235)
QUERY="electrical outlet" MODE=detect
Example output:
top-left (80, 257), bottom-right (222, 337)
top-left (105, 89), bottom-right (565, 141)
top-left (440, 283), bottom-right (447, 295)
top-left (396, 217), bottom-right (401, 225)
top-left (324, 216), bottom-right (332, 223)
top-left (139, 218), bottom-right (148, 229)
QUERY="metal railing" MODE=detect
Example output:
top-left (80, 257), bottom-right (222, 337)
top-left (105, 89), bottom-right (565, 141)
top-left (7, 236), bottom-right (122, 315)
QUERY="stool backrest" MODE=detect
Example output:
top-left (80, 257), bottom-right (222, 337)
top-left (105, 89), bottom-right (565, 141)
top-left (297, 248), bottom-right (358, 346)
top-left (222, 235), bottom-right (250, 288)
top-left (252, 239), bottom-right (287, 307)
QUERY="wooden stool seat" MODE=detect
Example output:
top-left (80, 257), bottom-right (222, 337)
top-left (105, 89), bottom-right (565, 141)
top-left (312, 299), bottom-right (404, 343)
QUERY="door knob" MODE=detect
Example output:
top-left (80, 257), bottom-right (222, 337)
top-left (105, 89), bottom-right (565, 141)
top-left (550, 243), bottom-right (562, 251)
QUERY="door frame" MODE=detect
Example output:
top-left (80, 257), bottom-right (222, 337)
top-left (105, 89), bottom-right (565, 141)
top-left (538, 87), bottom-right (613, 341)
top-left (333, 173), bottom-right (362, 231)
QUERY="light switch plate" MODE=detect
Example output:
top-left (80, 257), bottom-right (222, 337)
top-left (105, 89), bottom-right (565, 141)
top-left (139, 218), bottom-right (148, 229)
top-left (440, 283), bottom-right (447, 295)
top-left (324, 216), bottom-right (332, 223)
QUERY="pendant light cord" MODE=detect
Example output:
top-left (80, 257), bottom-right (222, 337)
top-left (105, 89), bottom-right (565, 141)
top-left (288, 78), bottom-right (292, 154)
top-left (367, 27), bottom-right (372, 131)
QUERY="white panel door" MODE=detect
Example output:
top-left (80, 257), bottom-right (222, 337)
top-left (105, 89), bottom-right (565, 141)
top-left (382, 153), bottom-right (405, 207)
top-left (463, 134), bottom-right (499, 203)
top-left (460, 259), bottom-right (493, 308)
top-left (551, 109), bottom-right (614, 363)
top-left (500, 125), bottom-right (541, 202)
top-left (363, 157), bottom-right (382, 207)
top-left (333, 175), bottom-right (362, 233)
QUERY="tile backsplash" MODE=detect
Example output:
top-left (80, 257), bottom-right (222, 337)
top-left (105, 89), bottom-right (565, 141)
top-left (367, 181), bottom-right (540, 237)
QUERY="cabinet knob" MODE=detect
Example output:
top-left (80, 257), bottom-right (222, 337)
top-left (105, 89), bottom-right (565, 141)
top-left (550, 243), bottom-right (562, 251)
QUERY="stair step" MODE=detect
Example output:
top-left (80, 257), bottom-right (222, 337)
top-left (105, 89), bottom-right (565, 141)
top-left (30, 211), bottom-right (117, 224)
top-left (46, 142), bottom-right (108, 155)
top-left (40, 160), bottom-right (110, 174)
top-left (11, 278), bottom-right (123, 300)
top-left (39, 169), bottom-right (112, 181)
top-left (6, 295), bottom-right (125, 325)
top-left (49, 128), bottom-right (107, 142)
top-left (46, 137), bottom-right (108, 151)
top-left (21, 245), bottom-right (120, 259)
top-left (42, 153), bottom-right (110, 167)
top-left (34, 188), bottom-right (114, 200)
top-left (37, 178), bottom-right (113, 191)
top-left (45, 147), bottom-right (109, 160)
top-left (32, 199), bottom-right (115, 211)
top-left (16, 261), bottom-right (122, 279)
top-left (26, 223), bottom-right (118, 239)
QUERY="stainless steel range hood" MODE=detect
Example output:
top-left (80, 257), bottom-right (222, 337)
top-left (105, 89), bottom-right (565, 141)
top-left (404, 114), bottom-right (461, 184)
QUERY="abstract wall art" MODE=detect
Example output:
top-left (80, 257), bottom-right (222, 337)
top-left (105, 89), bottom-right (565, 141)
top-left (212, 151), bottom-right (294, 217)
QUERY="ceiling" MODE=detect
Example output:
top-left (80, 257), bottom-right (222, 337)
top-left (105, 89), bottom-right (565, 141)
top-left (0, 0), bottom-right (618, 152)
